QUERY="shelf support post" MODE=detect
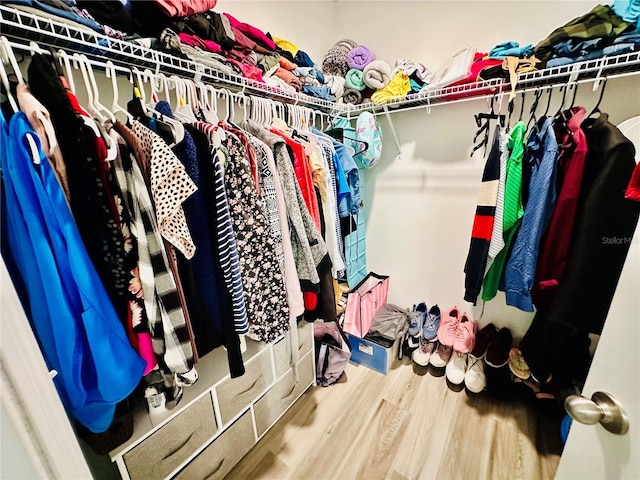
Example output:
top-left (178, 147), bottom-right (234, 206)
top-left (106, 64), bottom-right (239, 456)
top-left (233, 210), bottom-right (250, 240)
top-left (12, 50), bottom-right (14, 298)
top-left (382, 104), bottom-right (402, 160)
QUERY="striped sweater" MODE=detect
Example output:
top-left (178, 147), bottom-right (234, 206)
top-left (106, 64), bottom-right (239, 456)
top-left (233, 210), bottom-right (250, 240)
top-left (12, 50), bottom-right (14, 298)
top-left (464, 126), bottom-right (502, 304)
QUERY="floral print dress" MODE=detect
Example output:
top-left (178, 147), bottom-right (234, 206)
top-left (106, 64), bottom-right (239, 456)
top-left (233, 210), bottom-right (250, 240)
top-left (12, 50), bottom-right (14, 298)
top-left (219, 131), bottom-right (290, 343)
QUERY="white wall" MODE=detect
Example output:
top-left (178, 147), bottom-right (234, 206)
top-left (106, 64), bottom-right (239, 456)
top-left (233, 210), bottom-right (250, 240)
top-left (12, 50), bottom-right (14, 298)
top-left (216, 0), bottom-right (640, 340)
top-left (216, 0), bottom-right (336, 65)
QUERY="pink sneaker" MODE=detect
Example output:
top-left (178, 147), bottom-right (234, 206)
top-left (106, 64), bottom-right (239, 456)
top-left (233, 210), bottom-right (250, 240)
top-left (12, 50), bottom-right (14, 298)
top-left (452, 313), bottom-right (477, 353)
top-left (437, 306), bottom-right (460, 347)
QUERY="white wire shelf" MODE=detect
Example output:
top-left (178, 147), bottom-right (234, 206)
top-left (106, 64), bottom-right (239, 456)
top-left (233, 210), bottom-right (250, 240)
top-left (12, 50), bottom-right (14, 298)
top-left (1, 3), bottom-right (639, 118)
top-left (0, 4), bottom-right (340, 113)
top-left (347, 50), bottom-right (640, 115)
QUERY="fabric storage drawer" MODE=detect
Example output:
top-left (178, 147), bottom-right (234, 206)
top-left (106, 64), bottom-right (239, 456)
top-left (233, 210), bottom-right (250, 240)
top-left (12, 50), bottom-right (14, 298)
top-left (123, 394), bottom-right (217, 480)
top-left (253, 352), bottom-right (314, 437)
top-left (297, 320), bottom-right (313, 358)
top-left (173, 410), bottom-right (254, 480)
top-left (273, 335), bottom-right (291, 379)
top-left (216, 348), bottom-right (273, 424)
top-left (274, 322), bottom-right (314, 379)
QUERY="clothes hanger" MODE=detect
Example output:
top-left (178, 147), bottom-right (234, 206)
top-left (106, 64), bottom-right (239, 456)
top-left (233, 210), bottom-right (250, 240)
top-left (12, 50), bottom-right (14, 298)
top-left (21, 43), bottom-right (60, 157)
top-left (137, 70), bottom-right (185, 146)
top-left (542, 87), bottom-right (553, 117)
top-left (84, 55), bottom-right (116, 124)
top-left (554, 84), bottom-right (568, 117)
top-left (518, 90), bottom-right (526, 122)
top-left (106, 61), bottom-right (134, 125)
top-left (0, 39), bottom-right (41, 162)
top-left (0, 42), bottom-right (19, 113)
top-left (83, 56), bottom-right (119, 161)
top-left (72, 54), bottom-right (101, 120)
top-left (0, 36), bottom-right (24, 85)
top-left (172, 77), bottom-right (197, 123)
top-left (471, 94), bottom-right (502, 157)
top-left (526, 87), bottom-right (543, 130)
top-left (70, 54), bottom-right (104, 139)
top-left (588, 77), bottom-right (607, 118)
top-left (143, 68), bottom-right (160, 106)
top-left (205, 85), bottom-right (220, 125)
top-left (56, 49), bottom-right (76, 93)
top-left (205, 85), bottom-right (226, 139)
top-left (569, 81), bottom-right (579, 109)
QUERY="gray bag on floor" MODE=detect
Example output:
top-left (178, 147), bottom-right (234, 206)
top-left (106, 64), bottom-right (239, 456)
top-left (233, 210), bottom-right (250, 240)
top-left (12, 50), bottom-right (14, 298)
top-left (367, 303), bottom-right (412, 342)
top-left (314, 320), bottom-right (352, 387)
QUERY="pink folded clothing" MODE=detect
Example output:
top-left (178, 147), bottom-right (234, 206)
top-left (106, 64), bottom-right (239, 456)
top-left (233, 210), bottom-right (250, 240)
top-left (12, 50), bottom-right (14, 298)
top-left (224, 12), bottom-right (276, 51)
top-left (228, 59), bottom-right (265, 83)
top-left (155, 0), bottom-right (217, 17)
top-left (178, 32), bottom-right (222, 54)
top-left (273, 67), bottom-right (302, 92)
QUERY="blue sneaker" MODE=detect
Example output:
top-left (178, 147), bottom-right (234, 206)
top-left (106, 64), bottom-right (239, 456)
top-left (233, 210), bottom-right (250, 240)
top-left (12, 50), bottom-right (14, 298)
top-left (422, 304), bottom-right (441, 341)
top-left (408, 302), bottom-right (427, 337)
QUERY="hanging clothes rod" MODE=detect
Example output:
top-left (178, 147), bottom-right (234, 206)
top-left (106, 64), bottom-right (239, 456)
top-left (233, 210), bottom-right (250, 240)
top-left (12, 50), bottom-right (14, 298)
top-left (0, 4), bottom-right (337, 113)
top-left (364, 69), bottom-right (640, 119)
top-left (1, 3), bottom-right (639, 118)
top-left (346, 51), bottom-right (640, 117)
top-left (0, 36), bottom-right (341, 125)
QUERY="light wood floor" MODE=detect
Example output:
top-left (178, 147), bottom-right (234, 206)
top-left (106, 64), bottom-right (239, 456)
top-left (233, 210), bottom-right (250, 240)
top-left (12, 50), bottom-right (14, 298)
top-left (227, 357), bottom-right (564, 480)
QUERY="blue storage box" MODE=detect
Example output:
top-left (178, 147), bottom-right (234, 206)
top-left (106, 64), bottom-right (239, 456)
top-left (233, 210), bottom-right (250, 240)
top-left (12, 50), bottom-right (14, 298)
top-left (345, 332), bottom-right (399, 375)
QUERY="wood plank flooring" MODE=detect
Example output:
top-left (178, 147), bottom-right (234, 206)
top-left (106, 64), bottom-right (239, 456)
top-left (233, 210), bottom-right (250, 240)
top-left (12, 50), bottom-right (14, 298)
top-left (227, 358), bottom-right (564, 480)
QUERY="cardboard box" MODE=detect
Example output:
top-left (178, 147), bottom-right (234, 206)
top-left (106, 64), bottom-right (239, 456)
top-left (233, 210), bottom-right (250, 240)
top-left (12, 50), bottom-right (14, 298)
top-left (345, 332), bottom-right (399, 375)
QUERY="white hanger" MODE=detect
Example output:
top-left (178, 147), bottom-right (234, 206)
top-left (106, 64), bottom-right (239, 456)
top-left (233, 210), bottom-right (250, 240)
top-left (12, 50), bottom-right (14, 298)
top-left (21, 44), bottom-right (59, 156)
top-left (0, 38), bottom-right (47, 164)
top-left (0, 36), bottom-right (23, 84)
top-left (106, 61), bottom-right (134, 124)
top-left (173, 77), bottom-right (197, 123)
top-left (0, 41), bottom-right (19, 112)
top-left (218, 88), bottom-right (231, 123)
top-left (84, 56), bottom-right (116, 123)
top-left (200, 83), bottom-right (219, 125)
top-left (141, 71), bottom-right (184, 146)
top-left (57, 49), bottom-right (76, 93)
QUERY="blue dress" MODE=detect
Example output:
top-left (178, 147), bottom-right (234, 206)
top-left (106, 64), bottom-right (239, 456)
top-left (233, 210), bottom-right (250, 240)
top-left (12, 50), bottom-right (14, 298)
top-left (1, 112), bottom-right (145, 432)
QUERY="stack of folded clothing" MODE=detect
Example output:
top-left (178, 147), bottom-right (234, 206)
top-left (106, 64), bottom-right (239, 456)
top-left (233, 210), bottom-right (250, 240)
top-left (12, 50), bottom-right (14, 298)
top-left (6, 0), bottom-right (130, 39)
top-left (535, 4), bottom-right (638, 68)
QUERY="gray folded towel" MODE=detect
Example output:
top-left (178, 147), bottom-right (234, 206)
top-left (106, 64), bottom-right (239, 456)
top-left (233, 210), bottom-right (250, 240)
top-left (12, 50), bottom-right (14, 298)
top-left (343, 88), bottom-right (363, 105)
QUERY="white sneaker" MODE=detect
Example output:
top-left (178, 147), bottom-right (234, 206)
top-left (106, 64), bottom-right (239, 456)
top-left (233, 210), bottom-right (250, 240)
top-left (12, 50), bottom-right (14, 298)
top-left (412, 338), bottom-right (436, 366)
top-left (446, 351), bottom-right (467, 385)
top-left (464, 355), bottom-right (486, 393)
top-left (430, 342), bottom-right (452, 368)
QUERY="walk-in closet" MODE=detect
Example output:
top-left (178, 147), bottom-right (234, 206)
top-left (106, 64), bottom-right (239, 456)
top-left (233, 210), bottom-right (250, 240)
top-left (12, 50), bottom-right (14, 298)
top-left (1, 1), bottom-right (639, 479)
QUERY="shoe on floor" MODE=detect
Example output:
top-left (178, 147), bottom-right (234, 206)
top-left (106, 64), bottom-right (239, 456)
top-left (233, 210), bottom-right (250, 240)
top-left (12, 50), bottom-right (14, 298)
top-left (401, 331), bottom-right (419, 359)
top-left (470, 323), bottom-right (498, 358)
top-left (412, 338), bottom-right (436, 366)
top-left (446, 351), bottom-right (467, 385)
top-left (408, 302), bottom-right (427, 337)
top-left (437, 306), bottom-right (460, 347)
top-left (464, 355), bottom-right (486, 393)
top-left (429, 342), bottom-right (452, 368)
top-left (485, 327), bottom-right (513, 368)
top-left (452, 312), bottom-right (477, 353)
top-left (508, 347), bottom-right (531, 379)
top-left (423, 304), bottom-right (441, 341)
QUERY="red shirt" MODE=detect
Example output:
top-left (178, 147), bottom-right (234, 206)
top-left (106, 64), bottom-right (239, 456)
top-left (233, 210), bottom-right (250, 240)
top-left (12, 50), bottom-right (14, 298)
top-left (270, 129), bottom-right (321, 230)
top-left (532, 107), bottom-right (588, 310)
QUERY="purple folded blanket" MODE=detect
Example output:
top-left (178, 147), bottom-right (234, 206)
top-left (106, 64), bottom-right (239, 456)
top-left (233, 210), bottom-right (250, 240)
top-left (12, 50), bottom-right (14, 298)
top-left (347, 45), bottom-right (375, 70)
